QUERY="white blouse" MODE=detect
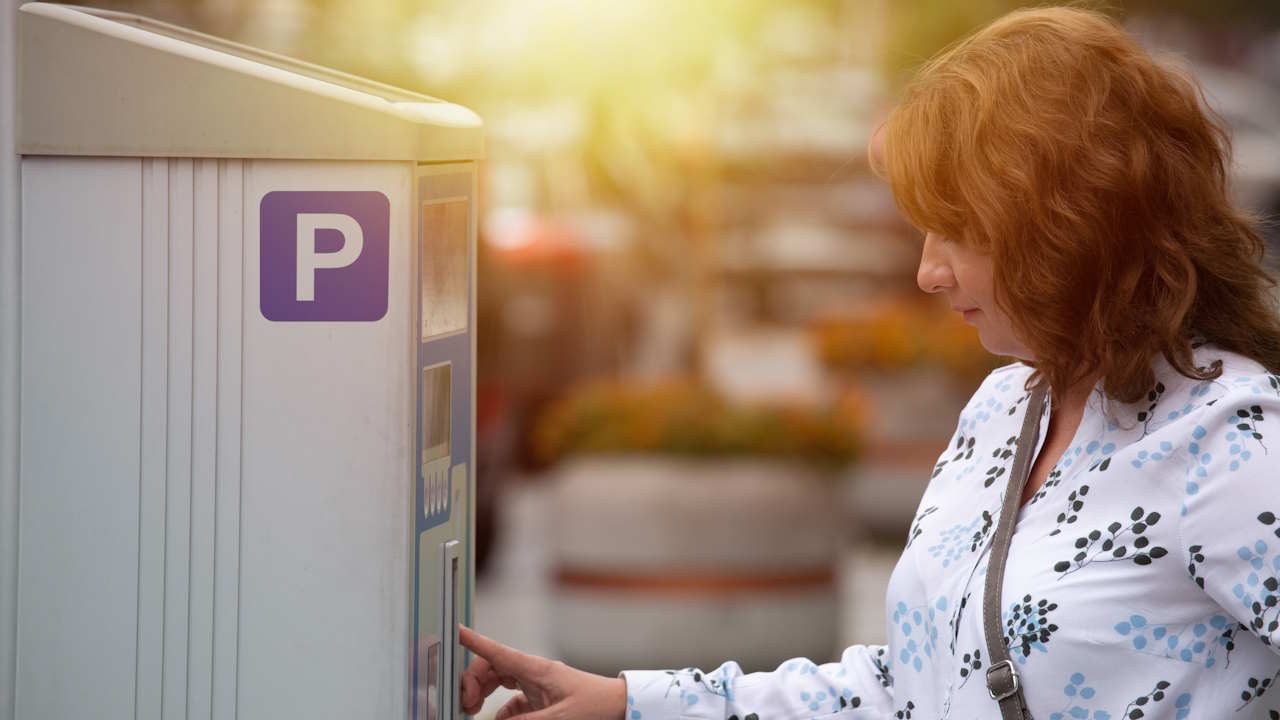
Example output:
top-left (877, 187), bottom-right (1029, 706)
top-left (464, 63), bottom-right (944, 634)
top-left (623, 344), bottom-right (1280, 719)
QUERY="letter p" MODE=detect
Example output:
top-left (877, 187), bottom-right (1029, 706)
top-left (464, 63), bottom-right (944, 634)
top-left (295, 213), bottom-right (364, 302)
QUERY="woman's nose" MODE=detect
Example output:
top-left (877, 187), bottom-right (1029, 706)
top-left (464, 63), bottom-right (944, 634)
top-left (916, 234), bottom-right (955, 294)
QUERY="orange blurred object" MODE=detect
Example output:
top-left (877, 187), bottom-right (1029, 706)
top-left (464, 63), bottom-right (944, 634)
top-left (810, 295), bottom-right (1003, 383)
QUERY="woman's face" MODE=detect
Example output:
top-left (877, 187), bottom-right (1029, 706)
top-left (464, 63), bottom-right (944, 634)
top-left (916, 231), bottom-right (1033, 361)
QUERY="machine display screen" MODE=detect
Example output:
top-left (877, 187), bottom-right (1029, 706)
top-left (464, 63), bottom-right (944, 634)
top-left (421, 364), bottom-right (451, 464)
top-left (420, 199), bottom-right (469, 340)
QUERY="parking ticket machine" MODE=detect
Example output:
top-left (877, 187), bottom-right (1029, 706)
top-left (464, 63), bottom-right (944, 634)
top-left (3, 5), bottom-right (481, 719)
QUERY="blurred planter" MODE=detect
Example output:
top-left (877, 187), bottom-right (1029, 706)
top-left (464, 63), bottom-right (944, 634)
top-left (549, 455), bottom-right (841, 674)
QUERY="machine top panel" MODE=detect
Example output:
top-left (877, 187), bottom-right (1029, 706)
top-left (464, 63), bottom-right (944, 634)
top-left (17, 3), bottom-right (484, 162)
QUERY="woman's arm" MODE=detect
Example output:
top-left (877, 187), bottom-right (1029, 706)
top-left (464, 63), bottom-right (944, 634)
top-left (621, 644), bottom-right (894, 720)
top-left (1178, 387), bottom-right (1280, 653)
top-left (459, 627), bottom-right (895, 720)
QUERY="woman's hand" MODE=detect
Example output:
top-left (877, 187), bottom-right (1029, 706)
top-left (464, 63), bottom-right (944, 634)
top-left (459, 626), bottom-right (628, 720)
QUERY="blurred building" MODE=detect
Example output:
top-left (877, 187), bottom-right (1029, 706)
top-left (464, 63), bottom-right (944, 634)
top-left (50, 0), bottom-right (1280, 559)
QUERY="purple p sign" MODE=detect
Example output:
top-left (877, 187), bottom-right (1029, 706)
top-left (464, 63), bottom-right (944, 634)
top-left (260, 190), bottom-right (390, 322)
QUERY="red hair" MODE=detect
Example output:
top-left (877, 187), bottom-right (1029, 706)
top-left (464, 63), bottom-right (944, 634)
top-left (874, 6), bottom-right (1280, 404)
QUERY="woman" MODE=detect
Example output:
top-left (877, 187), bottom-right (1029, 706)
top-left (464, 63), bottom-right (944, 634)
top-left (460, 6), bottom-right (1280, 718)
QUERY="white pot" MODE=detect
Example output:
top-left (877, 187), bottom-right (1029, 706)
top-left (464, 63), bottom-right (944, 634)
top-left (548, 454), bottom-right (843, 673)
top-left (843, 367), bottom-right (972, 540)
top-left (855, 366), bottom-right (969, 444)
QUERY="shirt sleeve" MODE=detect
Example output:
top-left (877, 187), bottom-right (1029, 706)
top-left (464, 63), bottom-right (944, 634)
top-left (620, 643), bottom-right (894, 720)
top-left (1178, 387), bottom-right (1280, 654)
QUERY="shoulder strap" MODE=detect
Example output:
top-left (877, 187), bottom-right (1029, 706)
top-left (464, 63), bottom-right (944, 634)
top-left (982, 385), bottom-right (1049, 720)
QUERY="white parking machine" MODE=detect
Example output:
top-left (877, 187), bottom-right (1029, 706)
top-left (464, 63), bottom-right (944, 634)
top-left (2, 4), bottom-right (481, 719)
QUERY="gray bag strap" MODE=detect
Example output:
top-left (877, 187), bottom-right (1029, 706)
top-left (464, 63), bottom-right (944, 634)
top-left (982, 385), bottom-right (1049, 720)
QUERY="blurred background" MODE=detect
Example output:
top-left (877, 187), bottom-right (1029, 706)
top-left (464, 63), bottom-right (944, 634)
top-left (54, 0), bottom-right (1280, 709)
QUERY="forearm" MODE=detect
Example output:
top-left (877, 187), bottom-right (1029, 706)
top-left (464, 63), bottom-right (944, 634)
top-left (621, 645), bottom-right (894, 720)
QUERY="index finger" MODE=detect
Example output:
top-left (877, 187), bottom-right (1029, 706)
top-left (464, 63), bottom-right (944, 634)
top-left (459, 626), bottom-right (537, 676)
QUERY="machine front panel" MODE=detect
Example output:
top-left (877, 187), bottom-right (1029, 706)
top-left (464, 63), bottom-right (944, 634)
top-left (411, 165), bottom-right (476, 720)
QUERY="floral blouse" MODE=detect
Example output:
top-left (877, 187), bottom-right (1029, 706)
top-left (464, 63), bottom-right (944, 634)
top-left (623, 345), bottom-right (1280, 719)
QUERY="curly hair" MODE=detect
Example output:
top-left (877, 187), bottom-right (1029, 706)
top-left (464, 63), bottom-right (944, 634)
top-left (874, 5), bottom-right (1280, 405)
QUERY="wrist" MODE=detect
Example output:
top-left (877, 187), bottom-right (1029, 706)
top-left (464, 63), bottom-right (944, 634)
top-left (612, 676), bottom-right (629, 720)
